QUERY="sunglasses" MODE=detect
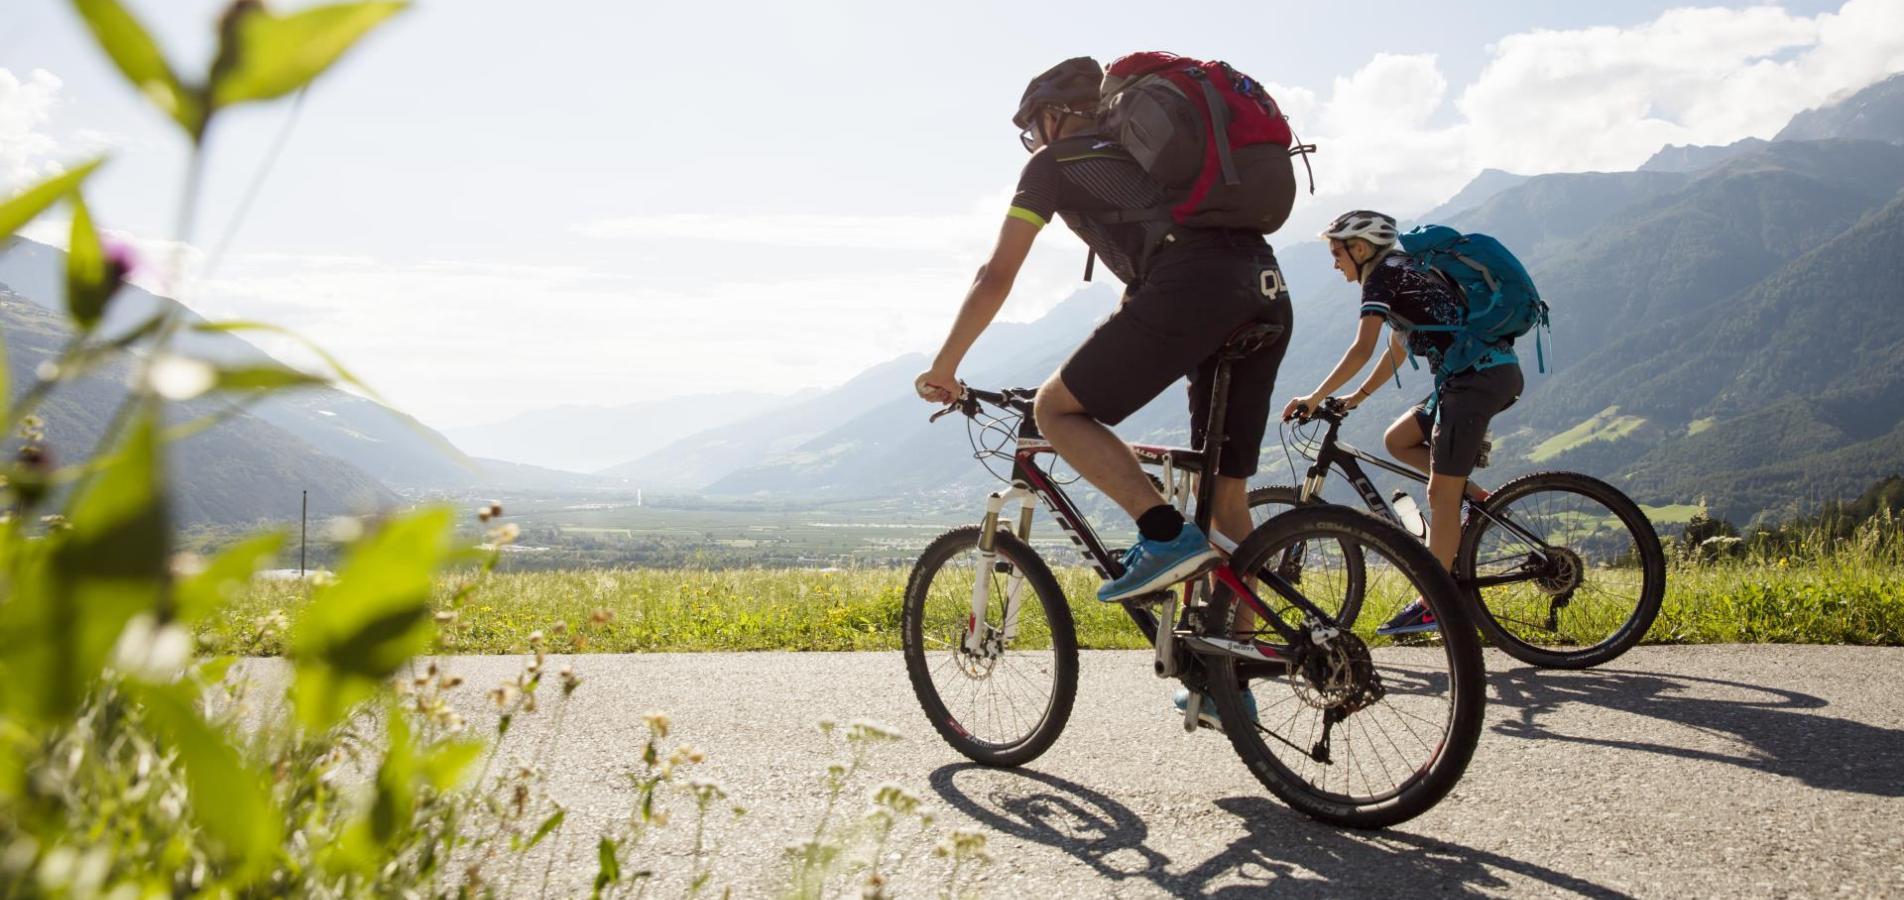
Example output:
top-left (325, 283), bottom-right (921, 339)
top-left (1019, 126), bottom-right (1037, 153)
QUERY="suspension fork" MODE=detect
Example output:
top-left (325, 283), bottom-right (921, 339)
top-left (969, 484), bottom-right (1037, 653)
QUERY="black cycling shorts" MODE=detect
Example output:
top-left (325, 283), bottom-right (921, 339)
top-left (1409, 363), bottom-right (1524, 478)
top-left (1059, 235), bottom-right (1293, 478)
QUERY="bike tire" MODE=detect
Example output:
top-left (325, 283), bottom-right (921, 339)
top-left (901, 526), bottom-right (1078, 767)
top-left (1247, 484), bottom-right (1369, 628)
top-left (1206, 505), bottom-right (1486, 829)
top-left (1458, 471), bottom-right (1666, 669)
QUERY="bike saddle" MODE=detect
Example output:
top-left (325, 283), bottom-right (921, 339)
top-left (1218, 322), bottom-right (1284, 360)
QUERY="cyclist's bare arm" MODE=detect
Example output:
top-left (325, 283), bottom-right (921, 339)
top-left (918, 216), bottom-right (1040, 402)
top-left (1285, 314), bottom-right (1385, 419)
top-left (1348, 330), bottom-right (1409, 405)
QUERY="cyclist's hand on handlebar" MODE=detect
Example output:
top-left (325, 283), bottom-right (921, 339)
top-left (1335, 392), bottom-right (1363, 411)
top-left (1282, 393), bottom-right (1322, 422)
top-left (914, 367), bottom-right (960, 405)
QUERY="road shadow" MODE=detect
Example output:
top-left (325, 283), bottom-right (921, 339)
top-left (929, 764), bottom-right (1631, 898)
top-left (1485, 664), bottom-right (1904, 797)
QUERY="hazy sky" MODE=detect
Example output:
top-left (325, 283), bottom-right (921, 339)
top-left (3, 0), bottom-right (1898, 429)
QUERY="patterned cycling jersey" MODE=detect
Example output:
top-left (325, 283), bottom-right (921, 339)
top-left (1008, 136), bottom-right (1173, 284)
top-left (1358, 253), bottom-right (1509, 376)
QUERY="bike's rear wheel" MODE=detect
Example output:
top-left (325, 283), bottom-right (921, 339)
top-left (1459, 471), bottom-right (1666, 669)
top-left (1247, 484), bottom-right (1368, 628)
top-left (901, 526), bottom-right (1078, 767)
top-left (1207, 505), bottom-right (1486, 829)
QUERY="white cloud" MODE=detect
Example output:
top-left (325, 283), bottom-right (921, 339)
top-left (576, 211), bottom-right (992, 252)
top-left (0, 68), bottom-right (64, 189)
top-left (1280, 0), bottom-right (1904, 234)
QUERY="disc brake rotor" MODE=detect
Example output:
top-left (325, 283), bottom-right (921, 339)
top-left (1534, 546), bottom-right (1586, 596)
top-left (1288, 633), bottom-right (1384, 713)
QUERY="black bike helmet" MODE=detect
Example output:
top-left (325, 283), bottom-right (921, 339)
top-left (1013, 57), bottom-right (1103, 129)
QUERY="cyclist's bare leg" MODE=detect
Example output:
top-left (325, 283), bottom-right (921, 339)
top-left (1211, 475), bottom-right (1258, 635)
top-left (1386, 411), bottom-right (1489, 501)
top-left (1033, 372), bottom-right (1171, 519)
top-left (1210, 476), bottom-right (1252, 547)
top-left (1383, 412), bottom-right (1432, 475)
top-left (1426, 472), bottom-right (1466, 569)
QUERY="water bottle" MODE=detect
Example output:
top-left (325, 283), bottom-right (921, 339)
top-left (1391, 490), bottom-right (1428, 540)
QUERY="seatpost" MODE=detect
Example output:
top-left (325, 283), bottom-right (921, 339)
top-left (1194, 356), bottom-right (1232, 535)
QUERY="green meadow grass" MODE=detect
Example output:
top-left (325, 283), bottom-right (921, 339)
top-left (1529, 405), bottom-right (1648, 462)
top-left (209, 552), bottom-right (1904, 656)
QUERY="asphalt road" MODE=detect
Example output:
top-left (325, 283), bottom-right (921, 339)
top-left (247, 646), bottom-right (1904, 897)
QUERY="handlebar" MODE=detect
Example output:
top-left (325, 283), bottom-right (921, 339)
top-left (928, 383), bottom-right (1037, 423)
top-left (1288, 396), bottom-right (1352, 426)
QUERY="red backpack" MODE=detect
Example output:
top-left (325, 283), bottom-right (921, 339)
top-left (1098, 51), bottom-right (1314, 234)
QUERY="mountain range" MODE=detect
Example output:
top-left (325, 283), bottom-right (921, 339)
top-left (0, 239), bottom-right (622, 524)
top-left (566, 71), bottom-right (1904, 526)
top-left (9, 70), bottom-right (1901, 528)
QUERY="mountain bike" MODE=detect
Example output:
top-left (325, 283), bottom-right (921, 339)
top-left (901, 324), bottom-right (1486, 829)
top-left (1256, 398), bottom-right (1666, 669)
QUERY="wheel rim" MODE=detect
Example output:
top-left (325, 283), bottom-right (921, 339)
top-left (1468, 486), bottom-right (1651, 654)
top-left (915, 541), bottom-right (1060, 750)
top-left (1230, 524), bottom-right (1464, 806)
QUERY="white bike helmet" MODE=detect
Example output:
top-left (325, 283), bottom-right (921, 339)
top-left (1320, 210), bottom-right (1399, 247)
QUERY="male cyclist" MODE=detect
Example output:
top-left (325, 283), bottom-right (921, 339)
top-left (915, 58), bottom-right (1293, 715)
top-left (1284, 210), bottom-right (1523, 635)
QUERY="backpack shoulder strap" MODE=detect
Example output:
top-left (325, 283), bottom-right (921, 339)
top-left (1183, 67), bottom-right (1240, 186)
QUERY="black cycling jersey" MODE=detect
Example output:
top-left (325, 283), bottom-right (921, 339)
top-left (1358, 253), bottom-right (1483, 374)
top-left (1008, 136), bottom-right (1172, 284)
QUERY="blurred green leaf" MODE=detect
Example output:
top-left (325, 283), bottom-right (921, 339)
top-left (371, 699), bottom-right (417, 844)
top-left (526, 808), bottom-right (565, 850)
top-left (0, 159), bottom-right (103, 239)
top-left (137, 682), bottom-right (282, 882)
top-left (193, 320), bottom-right (386, 404)
top-left (0, 408), bottom-right (166, 723)
top-left (57, 402), bottom-right (168, 583)
top-left (176, 532), bottom-right (284, 624)
top-left (65, 191), bottom-right (113, 330)
top-left (210, 1), bottom-right (407, 108)
top-left (192, 654), bottom-right (239, 686)
top-left (214, 364), bottom-right (328, 393)
top-left (594, 837), bottom-right (621, 897)
top-left (289, 507), bottom-right (451, 732)
top-left (421, 737), bottom-right (484, 792)
top-left (68, 0), bottom-right (201, 134)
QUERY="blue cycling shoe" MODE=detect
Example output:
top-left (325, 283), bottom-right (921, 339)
top-left (1173, 686), bottom-right (1260, 730)
top-left (1097, 525), bottom-right (1220, 603)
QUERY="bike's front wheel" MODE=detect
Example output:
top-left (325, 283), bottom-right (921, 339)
top-left (1207, 505), bottom-right (1486, 829)
top-left (1458, 471), bottom-right (1666, 669)
top-left (901, 526), bottom-right (1078, 767)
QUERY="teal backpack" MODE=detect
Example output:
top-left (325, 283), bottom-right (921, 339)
top-left (1396, 224), bottom-right (1551, 391)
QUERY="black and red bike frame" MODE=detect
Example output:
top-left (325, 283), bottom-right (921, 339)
top-left (957, 386), bottom-right (1341, 682)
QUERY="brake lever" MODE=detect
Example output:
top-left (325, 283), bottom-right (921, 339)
top-left (929, 403), bottom-right (959, 423)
